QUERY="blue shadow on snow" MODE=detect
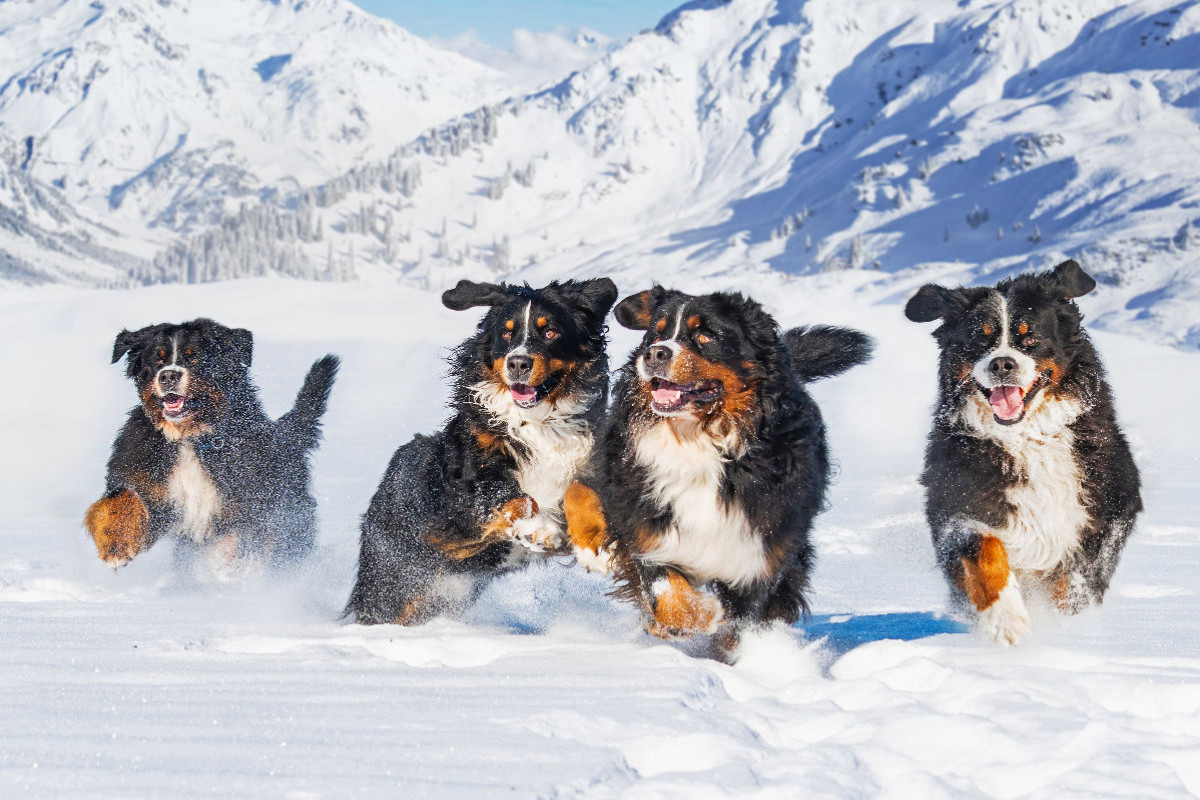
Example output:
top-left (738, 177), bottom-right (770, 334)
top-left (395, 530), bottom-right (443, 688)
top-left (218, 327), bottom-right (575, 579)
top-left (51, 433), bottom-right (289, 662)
top-left (799, 612), bottom-right (967, 656)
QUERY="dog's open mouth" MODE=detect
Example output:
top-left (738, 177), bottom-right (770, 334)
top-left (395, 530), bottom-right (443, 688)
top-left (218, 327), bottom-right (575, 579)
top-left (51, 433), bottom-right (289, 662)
top-left (649, 378), bottom-right (724, 413)
top-left (161, 393), bottom-right (189, 419)
top-left (978, 372), bottom-right (1051, 425)
top-left (510, 374), bottom-right (561, 409)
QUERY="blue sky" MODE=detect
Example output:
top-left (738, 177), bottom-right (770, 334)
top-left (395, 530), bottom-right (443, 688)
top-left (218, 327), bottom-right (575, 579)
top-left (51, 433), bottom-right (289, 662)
top-left (352, 1), bottom-right (683, 47)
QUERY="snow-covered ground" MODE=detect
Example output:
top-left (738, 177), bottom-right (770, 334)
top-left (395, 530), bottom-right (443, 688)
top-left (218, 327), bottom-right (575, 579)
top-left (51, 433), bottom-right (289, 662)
top-left (1, 275), bottom-right (1198, 798)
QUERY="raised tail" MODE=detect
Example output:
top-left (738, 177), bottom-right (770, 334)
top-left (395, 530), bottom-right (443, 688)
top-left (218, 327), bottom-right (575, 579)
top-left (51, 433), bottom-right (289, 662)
top-left (783, 325), bottom-right (874, 382)
top-left (277, 354), bottom-right (340, 452)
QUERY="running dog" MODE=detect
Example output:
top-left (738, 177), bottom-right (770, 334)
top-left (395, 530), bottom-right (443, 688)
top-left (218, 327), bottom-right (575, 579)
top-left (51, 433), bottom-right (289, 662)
top-left (905, 260), bottom-right (1142, 645)
top-left (345, 278), bottom-right (617, 625)
top-left (85, 319), bottom-right (338, 572)
top-left (565, 287), bottom-right (872, 654)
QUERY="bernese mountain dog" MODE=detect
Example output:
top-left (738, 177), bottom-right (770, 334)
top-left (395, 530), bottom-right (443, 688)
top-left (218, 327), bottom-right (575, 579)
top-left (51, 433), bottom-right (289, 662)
top-left (563, 287), bottom-right (873, 653)
top-left (85, 318), bottom-right (339, 573)
top-left (905, 260), bottom-right (1142, 645)
top-left (345, 277), bottom-right (618, 625)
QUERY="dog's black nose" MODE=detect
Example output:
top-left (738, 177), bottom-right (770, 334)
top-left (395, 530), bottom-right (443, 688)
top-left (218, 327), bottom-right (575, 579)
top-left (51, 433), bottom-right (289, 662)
top-left (988, 356), bottom-right (1018, 379)
top-left (158, 369), bottom-right (182, 388)
top-left (644, 345), bottom-right (673, 366)
top-left (506, 354), bottom-right (534, 381)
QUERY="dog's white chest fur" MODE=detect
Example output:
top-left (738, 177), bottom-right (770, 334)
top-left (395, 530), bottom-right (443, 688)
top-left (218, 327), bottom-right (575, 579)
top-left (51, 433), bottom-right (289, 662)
top-left (511, 423), bottom-right (593, 523)
top-left (634, 420), bottom-right (767, 588)
top-left (472, 381), bottom-right (595, 526)
top-left (964, 395), bottom-right (1088, 572)
top-left (167, 444), bottom-right (223, 543)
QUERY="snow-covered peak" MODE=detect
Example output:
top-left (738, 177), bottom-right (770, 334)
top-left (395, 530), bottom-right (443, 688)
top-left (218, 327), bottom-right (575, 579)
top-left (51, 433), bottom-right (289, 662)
top-left (0, 0), bottom-right (503, 232)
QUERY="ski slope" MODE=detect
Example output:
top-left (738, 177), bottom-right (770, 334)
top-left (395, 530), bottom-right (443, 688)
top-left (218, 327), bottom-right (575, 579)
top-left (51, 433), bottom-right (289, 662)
top-left (1, 275), bottom-right (1198, 798)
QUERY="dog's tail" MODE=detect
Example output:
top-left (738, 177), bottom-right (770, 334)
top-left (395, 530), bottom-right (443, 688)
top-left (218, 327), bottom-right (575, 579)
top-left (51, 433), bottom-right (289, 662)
top-left (278, 354), bottom-right (340, 452)
top-left (783, 325), bottom-right (874, 382)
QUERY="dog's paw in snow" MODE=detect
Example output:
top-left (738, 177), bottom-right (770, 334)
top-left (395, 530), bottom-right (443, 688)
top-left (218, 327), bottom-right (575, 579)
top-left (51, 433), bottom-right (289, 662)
top-left (507, 515), bottom-right (565, 553)
top-left (978, 579), bottom-right (1030, 646)
top-left (572, 543), bottom-right (613, 574)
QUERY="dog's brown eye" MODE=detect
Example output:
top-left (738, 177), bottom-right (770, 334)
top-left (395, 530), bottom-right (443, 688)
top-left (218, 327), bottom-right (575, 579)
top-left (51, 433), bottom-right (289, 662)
top-left (1022, 337), bottom-right (1038, 347)
top-left (544, 330), bottom-right (559, 340)
top-left (697, 334), bottom-right (713, 344)
top-left (502, 331), bottom-right (512, 341)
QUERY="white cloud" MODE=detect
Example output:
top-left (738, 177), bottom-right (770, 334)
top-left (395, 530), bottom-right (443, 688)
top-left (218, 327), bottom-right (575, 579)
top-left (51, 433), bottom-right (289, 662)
top-left (433, 26), bottom-right (617, 92)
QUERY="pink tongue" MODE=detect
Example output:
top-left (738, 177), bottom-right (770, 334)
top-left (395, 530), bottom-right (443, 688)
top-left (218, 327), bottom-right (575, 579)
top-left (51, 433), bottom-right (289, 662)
top-left (652, 387), bottom-right (683, 405)
top-left (511, 385), bottom-right (537, 403)
top-left (989, 386), bottom-right (1024, 419)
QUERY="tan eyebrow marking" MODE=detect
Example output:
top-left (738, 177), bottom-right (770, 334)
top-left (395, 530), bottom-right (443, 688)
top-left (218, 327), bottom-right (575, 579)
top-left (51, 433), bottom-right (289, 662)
top-left (655, 319), bottom-right (667, 333)
top-left (982, 324), bottom-right (994, 337)
top-left (687, 315), bottom-right (701, 329)
top-left (536, 317), bottom-right (548, 327)
top-left (505, 320), bottom-right (514, 330)
top-left (1017, 322), bottom-right (1029, 335)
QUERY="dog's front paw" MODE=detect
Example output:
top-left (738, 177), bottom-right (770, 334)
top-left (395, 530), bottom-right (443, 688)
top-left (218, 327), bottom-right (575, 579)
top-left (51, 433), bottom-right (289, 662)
top-left (572, 544), bottom-right (614, 574)
top-left (647, 570), bottom-right (724, 639)
top-left (507, 514), bottom-right (565, 553)
top-left (977, 579), bottom-right (1030, 646)
top-left (84, 490), bottom-right (151, 568)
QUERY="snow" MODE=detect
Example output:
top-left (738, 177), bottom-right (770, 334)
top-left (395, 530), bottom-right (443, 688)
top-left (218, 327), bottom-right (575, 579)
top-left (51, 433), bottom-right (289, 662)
top-left (2, 275), bottom-right (1198, 797)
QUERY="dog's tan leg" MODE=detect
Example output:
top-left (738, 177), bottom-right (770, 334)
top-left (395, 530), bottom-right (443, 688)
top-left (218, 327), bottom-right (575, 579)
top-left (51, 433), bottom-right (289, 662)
top-left (563, 482), bottom-right (612, 573)
top-left (962, 535), bottom-right (1029, 645)
top-left (646, 568), bottom-right (724, 639)
top-left (84, 490), bottom-right (151, 568)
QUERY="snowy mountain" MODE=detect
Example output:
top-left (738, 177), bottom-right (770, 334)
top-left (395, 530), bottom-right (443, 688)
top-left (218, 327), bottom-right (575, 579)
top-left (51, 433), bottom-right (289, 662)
top-left (0, 0), bottom-right (503, 253)
top-left (2, 0), bottom-right (1199, 348)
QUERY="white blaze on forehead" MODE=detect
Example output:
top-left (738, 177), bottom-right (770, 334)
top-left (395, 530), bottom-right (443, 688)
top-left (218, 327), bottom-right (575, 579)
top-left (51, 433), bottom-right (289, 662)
top-left (670, 304), bottom-right (686, 341)
top-left (506, 301), bottom-right (534, 364)
top-left (636, 303), bottom-right (685, 381)
top-left (521, 300), bottom-right (532, 346)
top-left (154, 332), bottom-right (191, 397)
top-left (973, 290), bottom-right (1038, 389)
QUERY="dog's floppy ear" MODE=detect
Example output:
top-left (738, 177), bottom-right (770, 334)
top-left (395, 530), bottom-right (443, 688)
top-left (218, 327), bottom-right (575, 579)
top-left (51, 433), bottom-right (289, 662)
top-left (442, 280), bottom-right (509, 311)
top-left (614, 286), bottom-right (668, 330)
top-left (1047, 259), bottom-right (1096, 300)
top-left (111, 329), bottom-right (141, 364)
top-left (229, 327), bottom-right (253, 368)
top-left (904, 284), bottom-right (968, 323)
top-left (559, 277), bottom-right (618, 320)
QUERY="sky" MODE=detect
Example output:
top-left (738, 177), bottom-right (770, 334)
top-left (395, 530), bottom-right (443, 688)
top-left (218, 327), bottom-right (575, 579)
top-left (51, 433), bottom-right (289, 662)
top-left (351, 0), bottom-right (684, 48)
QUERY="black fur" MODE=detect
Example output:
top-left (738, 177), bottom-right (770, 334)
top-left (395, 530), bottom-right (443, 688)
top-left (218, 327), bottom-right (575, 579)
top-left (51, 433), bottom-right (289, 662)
top-left (906, 260), bottom-right (1142, 621)
top-left (784, 325), bottom-right (875, 383)
top-left (90, 318), bottom-right (338, 568)
top-left (346, 278), bottom-right (618, 625)
top-left (584, 288), bottom-right (872, 643)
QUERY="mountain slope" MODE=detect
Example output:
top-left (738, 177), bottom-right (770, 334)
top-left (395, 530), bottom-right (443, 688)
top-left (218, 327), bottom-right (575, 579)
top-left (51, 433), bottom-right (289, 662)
top-left (148, 0), bottom-right (1199, 345)
top-left (0, 0), bottom-right (503, 240)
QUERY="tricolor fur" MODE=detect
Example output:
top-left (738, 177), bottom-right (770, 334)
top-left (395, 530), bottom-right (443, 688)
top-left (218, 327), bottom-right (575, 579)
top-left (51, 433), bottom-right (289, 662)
top-left (905, 260), bottom-right (1142, 645)
top-left (84, 319), bottom-right (338, 572)
top-left (345, 277), bottom-right (618, 625)
top-left (565, 287), bottom-right (873, 654)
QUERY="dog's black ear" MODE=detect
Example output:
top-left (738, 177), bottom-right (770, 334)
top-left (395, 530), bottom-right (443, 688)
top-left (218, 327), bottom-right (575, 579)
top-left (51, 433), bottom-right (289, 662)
top-left (442, 280), bottom-right (509, 311)
top-left (560, 277), bottom-right (618, 320)
top-left (229, 327), bottom-right (253, 368)
top-left (111, 329), bottom-right (140, 364)
top-left (1048, 259), bottom-right (1095, 300)
top-left (904, 284), bottom-right (966, 323)
top-left (614, 286), bottom-right (668, 330)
